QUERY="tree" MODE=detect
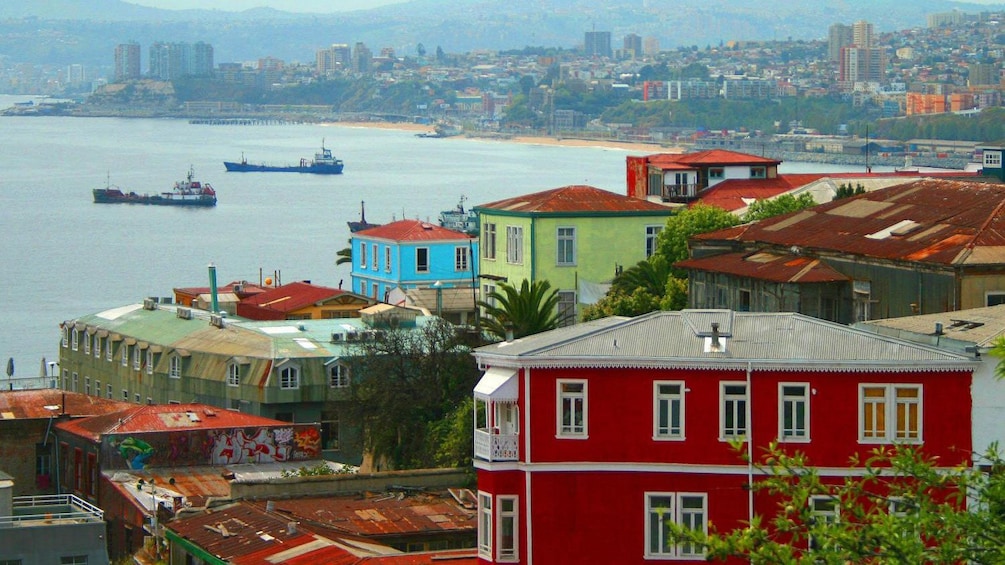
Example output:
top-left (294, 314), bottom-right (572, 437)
top-left (342, 318), bottom-right (480, 470)
top-left (479, 279), bottom-right (561, 340)
top-left (668, 442), bottom-right (1005, 564)
top-left (335, 240), bottom-right (351, 266)
top-left (742, 193), bottom-right (817, 223)
top-left (655, 204), bottom-right (741, 274)
top-left (833, 183), bottom-right (867, 200)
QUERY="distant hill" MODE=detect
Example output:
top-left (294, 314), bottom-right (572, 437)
top-left (0, 0), bottom-right (1002, 66)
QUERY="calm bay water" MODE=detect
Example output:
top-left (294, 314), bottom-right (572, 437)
top-left (0, 95), bottom-right (881, 375)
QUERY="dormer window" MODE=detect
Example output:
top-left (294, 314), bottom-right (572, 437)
top-left (708, 167), bottom-right (724, 179)
top-left (750, 166), bottom-right (766, 179)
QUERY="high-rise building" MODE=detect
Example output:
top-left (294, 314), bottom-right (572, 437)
top-left (114, 42), bottom-right (141, 81)
top-left (352, 42), bottom-right (372, 73)
top-left (852, 20), bottom-right (874, 48)
top-left (584, 30), bottom-right (612, 58)
top-left (192, 41), bottom-right (214, 76)
top-left (148, 41), bottom-right (213, 80)
top-left (838, 20), bottom-right (884, 88)
top-left (316, 44), bottom-right (351, 76)
top-left (643, 36), bottom-right (660, 57)
top-left (969, 62), bottom-right (999, 86)
top-left (623, 33), bottom-right (642, 59)
top-left (827, 23), bottom-right (852, 62)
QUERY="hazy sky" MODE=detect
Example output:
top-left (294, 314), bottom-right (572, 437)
top-left (126, 0), bottom-right (407, 12)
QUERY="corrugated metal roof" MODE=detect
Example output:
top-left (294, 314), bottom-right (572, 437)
top-left (0, 390), bottom-right (131, 419)
top-left (475, 310), bottom-right (974, 371)
top-left (697, 175), bottom-right (829, 211)
top-left (677, 251), bottom-right (850, 283)
top-left (642, 149), bottom-right (781, 167)
top-left (56, 402), bottom-right (294, 440)
top-left (355, 219), bottom-right (474, 242)
top-left (693, 179), bottom-right (1005, 267)
top-left (167, 502), bottom-right (320, 562)
top-left (239, 281), bottom-right (348, 314)
top-left (857, 304), bottom-right (1005, 349)
top-left (475, 185), bottom-right (674, 214)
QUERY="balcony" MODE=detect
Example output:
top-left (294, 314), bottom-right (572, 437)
top-left (661, 183), bottom-right (701, 203)
top-left (474, 429), bottom-right (518, 462)
top-left (0, 493), bottom-right (104, 528)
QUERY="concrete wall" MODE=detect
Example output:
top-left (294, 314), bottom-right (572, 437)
top-left (230, 467), bottom-right (471, 500)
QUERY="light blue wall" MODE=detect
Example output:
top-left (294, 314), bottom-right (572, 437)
top-left (350, 235), bottom-right (479, 301)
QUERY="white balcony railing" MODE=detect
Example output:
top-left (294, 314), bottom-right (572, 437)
top-left (474, 429), bottom-right (519, 462)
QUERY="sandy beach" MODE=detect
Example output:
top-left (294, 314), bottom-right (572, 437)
top-left (331, 120), bottom-right (685, 154)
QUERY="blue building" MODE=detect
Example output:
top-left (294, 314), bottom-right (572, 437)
top-left (350, 219), bottom-right (479, 303)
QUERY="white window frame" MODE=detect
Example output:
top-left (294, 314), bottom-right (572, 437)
top-left (483, 222), bottom-right (497, 260)
top-left (330, 363), bottom-right (349, 388)
top-left (654, 381), bottom-right (685, 440)
top-left (84, 376), bottom-right (90, 396)
top-left (93, 335), bottom-right (101, 358)
top-left (279, 365), bottom-right (300, 389)
top-left (506, 225), bottom-right (523, 264)
top-left (646, 225), bottom-right (663, 258)
top-left (497, 495), bottom-right (519, 562)
top-left (106, 384), bottom-right (113, 400)
top-left (71, 372), bottom-right (78, 392)
top-left (384, 246), bottom-right (392, 272)
top-left (984, 150), bottom-right (1002, 167)
top-left (83, 332), bottom-right (91, 354)
top-left (122, 389), bottom-right (128, 401)
top-left (557, 290), bottom-right (576, 327)
top-left (132, 347), bottom-right (142, 371)
top-left (779, 382), bottom-right (810, 442)
top-left (455, 245), bottom-right (470, 271)
top-left (61, 327), bottom-right (68, 348)
top-left (121, 345), bottom-right (129, 367)
top-left (359, 241), bottom-right (367, 269)
top-left (645, 492), bottom-right (708, 559)
top-left (556, 226), bottom-right (576, 266)
top-left (371, 243), bottom-right (379, 271)
top-left (227, 363), bottom-right (240, 387)
top-left (859, 384), bottom-right (922, 444)
top-left (71, 328), bottom-right (79, 351)
top-left (556, 379), bottom-right (588, 438)
top-left (106, 340), bottom-right (113, 361)
top-left (720, 382), bottom-right (748, 440)
top-left (94, 379), bottom-right (100, 397)
top-left (168, 355), bottom-right (181, 379)
top-left (478, 491), bottom-right (493, 559)
top-left (416, 247), bottom-right (430, 273)
top-left (146, 350), bottom-right (154, 375)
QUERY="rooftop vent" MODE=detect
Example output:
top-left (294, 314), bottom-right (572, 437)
top-left (177, 308), bottom-right (192, 320)
top-left (143, 298), bottom-right (158, 311)
top-left (210, 314), bottom-right (225, 328)
top-left (705, 322), bottom-right (726, 353)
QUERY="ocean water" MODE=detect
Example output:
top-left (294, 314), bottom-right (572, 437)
top-left (0, 95), bottom-right (881, 375)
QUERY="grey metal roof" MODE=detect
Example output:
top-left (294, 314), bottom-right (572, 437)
top-left (856, 304), bottom-right (1005, 350)
top-left (475, 310), bottom-right (974, 372)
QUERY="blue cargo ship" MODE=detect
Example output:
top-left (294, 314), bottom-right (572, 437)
top-left (224, 141), bottom-right (344, 174)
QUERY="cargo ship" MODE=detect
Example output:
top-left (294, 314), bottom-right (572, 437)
top-left (224, 141), bottom-right (344, 174)
top-left (92, 168), bottom-right (217, 207)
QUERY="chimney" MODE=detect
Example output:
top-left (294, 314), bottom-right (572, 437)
top-left (934, 322), bottom-right (944, 336)
top-left (711, 322), bottom-right (720, 348)
top-left (208, 263), bottom-right (219, 314)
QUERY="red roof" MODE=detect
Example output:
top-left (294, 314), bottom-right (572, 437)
top-left (174, 280), bottom-right (269, 298)
top-left (237, 281), bottom-right (348, 319)
top-left (696, 175), bottom-right (829, 211)
top-left (643, 149), bottom-right (781, 168)
top-left (356, 219), bottom-right (474, 242)
top-left (57, 402), bottom-right (292, 441)
top-left (476, 185), bottom-right (673, 213)
top-left (677, 251), bottom-right (850, 283)
top-left (693, 179), bottom-right (1005, 267)
top-left (0, 390), bottom-right (131, 419)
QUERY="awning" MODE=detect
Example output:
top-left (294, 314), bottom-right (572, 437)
top-left (474, 368), bottom-right (518, 402)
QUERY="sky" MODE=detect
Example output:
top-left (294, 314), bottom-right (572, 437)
top-left (126, 0), bottom-right (407, 12)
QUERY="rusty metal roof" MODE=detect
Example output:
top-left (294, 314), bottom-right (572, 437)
top-left (355, 219), bottom-right (475, 242)
top-left (642, 149), bottom-right (781, 167)
top-left (696, 175), bottom-right (829, 211)
top-left (238, 281), bottom-right (349, 314)
top-left (56, 402), bottom-right (292, 441)
top-left (0, 390), bottom-right (131, 419)
top-left (693, 179), bottom-right (1005, 266)
top-left (475, 185), bottom-right (674, 214)
top-left (677, 251), bottom-right (850, 283)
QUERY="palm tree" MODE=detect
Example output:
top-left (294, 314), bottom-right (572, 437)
top-left (335, 240), bottom-right (352, 266)
top-left (611, 255), bottom-right (673, 297)
top-left (479, 279), bottom-right (561, 340)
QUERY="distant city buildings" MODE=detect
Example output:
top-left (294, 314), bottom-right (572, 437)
top-left (114, 42), bottom-right (141, 81)
top-left (838, 20), bottom-right (885, 90)
top-left (584, 30), bottom-right (612, 58)
top-left (148, 41), bottom-right (214, 80)
top-left (623, 33), bottom-right (642, 59)
top-left (316, 43), bottom-right (351, 76)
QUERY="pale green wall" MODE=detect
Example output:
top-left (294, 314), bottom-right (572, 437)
top-left (479, 214), bottom-right (535, 286)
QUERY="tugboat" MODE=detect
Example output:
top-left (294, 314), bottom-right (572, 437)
top-left (92, 167), bottom-right (217, 207)
top-left (224, 140), bottom-right (344, 174)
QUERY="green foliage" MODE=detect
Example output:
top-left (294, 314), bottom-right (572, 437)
top-left (869, 107), bottom-right (1005, 142)
top-left (742, 193), bottom-right (817, 223)
top-left (655, 204), bottom-right (741, 271)
top-left (833, 183), bottom-right (867, 200)
top-left (342, 318), bottom-right (480, 470)
top-left (668, 442), bottom-right (1005, 564)
top-left (280, 461), bottom-right (355, 477)
top-left (428, 398), bottom-right (475, 468)
top-left (335, 240), bottom-right (352, 266)
top-left (582, 286), bottom-right (665, 321)
top-left (479, 279), bottom-right (561, 340)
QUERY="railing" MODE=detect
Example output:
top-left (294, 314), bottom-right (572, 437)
top-left (661, 183), bottom-right (701, 202)
top-left (474, 429), bottom-right (519, 462)
top-left (0, 494), bottom-right (104, 527)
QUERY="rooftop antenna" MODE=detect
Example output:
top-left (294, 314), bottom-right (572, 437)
top-left (865, 124), bottom-right (871, 174)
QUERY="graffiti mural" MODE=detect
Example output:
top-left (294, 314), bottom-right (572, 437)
top-left (102, 424), bottom-right (322, 469)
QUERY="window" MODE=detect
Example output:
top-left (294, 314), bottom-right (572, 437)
top-left (121, 344), bottom-right (129, 367)
top-left (416, 247), bottom-right (430, 273)
top-left (738, 289), bottom-right (751, 312)
top-left (106, 340), bottom-right (113, 361)
top-left (708, 167), bottom-right (724, 179)
top-left (372, 243), bottom-right (379, 271)
top-left (59, 557), bottom-right (88, 565)
top-left (330, 364), bottom-right (349, 388)
top-left (654, 381), bottom-right (685, 440)
top-left (860, 384), bottom-right (922, 443)
top-left (497, 496), bottom-right (519, 562)
top-left (93, 335), bottom-right (101, 358)
top-left (227, 363), bottom-right (240, 387)
top-left (779, 383), bottom-right (809, 441)
top-left (646, 225), bottom-right (663, 258)
top-left (83, 332), bottom-right (90, 354)
top-left (557, 291), bottom-right (576, 327)
top-left (478, 492), bottom-right (493, 559)
top-left (122, 389), bottom-right (128, 401)
top-left (750, 166), bottom-right (766, 178)
top-left (372, 283), bottom-right (380, 300)
top-left (385, 246), bottom-right (391, 272)
top-left (280, 366), bottom-right (300, 389)
top-left (94, 380), bottom-right (100, 397)
top-left (809, 495), bottom-right (839, 550)
top-left (483, 223), bottom-right (497, 259)
top-left (84, 377), bottom-right (90, 396)
top-left (71, 328), bottom-right (79, 351)
top-left (72, 372), bottom-right (78, 392)
top-left (146, 350), bottom-right (154, 374)
top-left (645, 492), bottom-right (707, 559)
top-left (106, 384), bottom-right (112, 399)
top-left (984, 150), bottom-right (1002, 168)
top-left (557, 380), bottom-right (587, 437)
top-left (135, 393), bottom-right (141, 403)
top-left (35, 442), bottom-right (51, 477)
top-left (359, 241), bottom-right (367, 269)
top-left (455, 246), bottom-right (470, 271)
top-left (62, 370), bottom-right (68, 391)
top-left (482, 283), bottom-right (497, 308)
top-left (61, 327), bottom-right (68, 348)
top-left (987, 292), bottom-right (1005, 307)
top-left (168, 356), bottom-right (181, 378)
top-left (506, 226), bottom-right (523, 264)
top-left (133, 347), bottom-right (142, 370)
top-left (321, 412), bottom-right (340, 450)
top-left (556, 227), bottom-right (576, 266)
top-left (720, 382), bottom-right (748, 439)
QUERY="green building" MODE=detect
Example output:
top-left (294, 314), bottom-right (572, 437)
top-left (473, 185), bottom-right (674, 323)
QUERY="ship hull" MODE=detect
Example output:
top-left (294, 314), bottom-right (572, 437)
top-left (223, 162), bottom-right (344, 174)
top-left (93, 189), bottom-right (216, 207)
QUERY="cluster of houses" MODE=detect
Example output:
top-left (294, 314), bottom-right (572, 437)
top-left (8, 143), bottom-right (1005, 563)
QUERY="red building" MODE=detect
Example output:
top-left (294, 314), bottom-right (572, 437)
top-left (471, 310), bottom-right (974, 564)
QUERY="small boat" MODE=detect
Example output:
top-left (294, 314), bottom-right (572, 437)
top-left (93, 167), bottom-right (217, 207)
top-left (438, 196), bottom-right (478, 235)
top-left (347, 201), bottom-right (381, 233)
top-left (224, 140), bottom-right (344, 174)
